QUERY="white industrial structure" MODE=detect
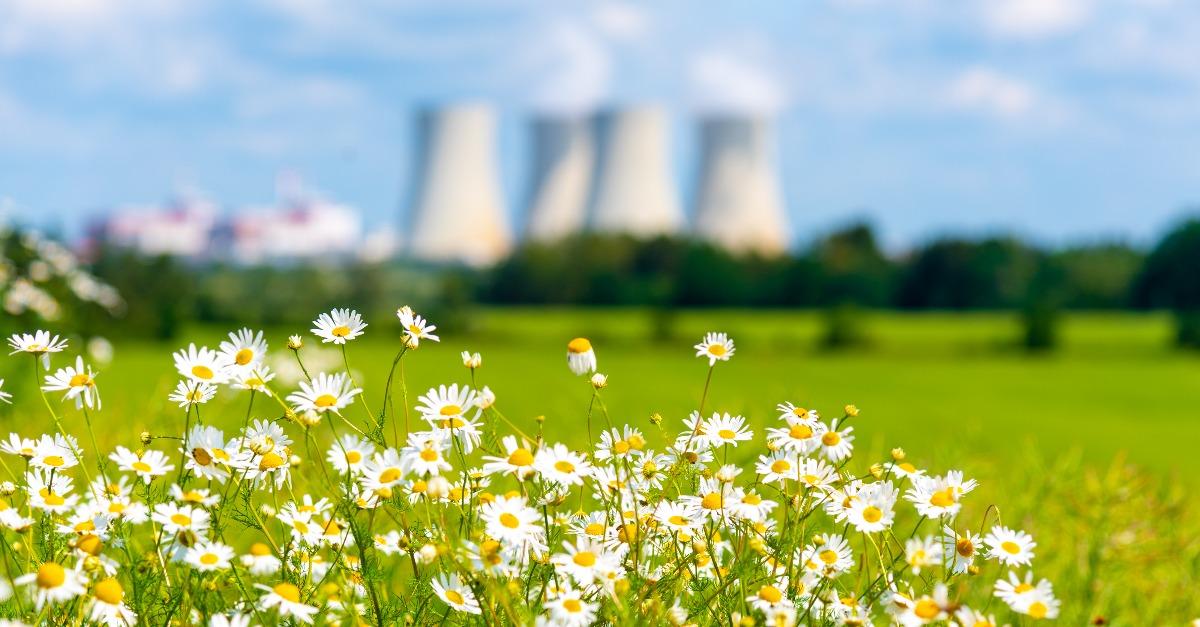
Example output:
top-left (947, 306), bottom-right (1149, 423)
top-left (523, 115), bottom-right (594, 241)
top-left (586, 107), bottom-right (685, 236)
top-left (225, 200), bottom-right (363, 264)
top-left (406, 104), bottom-right (512, 266)
top-left (691, 115), bottom-right (790, 255)
top-left (96, 197), bottom-right (220, 258)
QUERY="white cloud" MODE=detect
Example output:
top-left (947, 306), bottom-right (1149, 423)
top-left (689, 46), bottom-right (787, 114)
top-left (982, 0), bottom-right (1089, 39)
top-left (946, 67), bottom-right (1036, 118)
top-left (526, 19), bottom-right (613, 113)
top-left (591, 2), bottom-right (651, 41)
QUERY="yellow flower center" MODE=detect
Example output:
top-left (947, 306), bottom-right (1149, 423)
top-left (132, 461), bottom-right (152, 473)
top-left (821, 431), bottom-right (841, 446)
top-left (584, 523), bottom-right (604, 536)
top-left (956, 538), bottom-right (974, 557)
top-left (758, 585), bottom-right (782, 603)
top-left (1001, 541), bottom-right (1021, 554)
top-left (563, 598), bottom-right (583, 613)
top-left (499, 513), bottom-right (520, 529)
top-left (930, 489), bottom-right (956, 507)
top-left (200, 553), bottom-right (219, 565)
top-left (439, 405), bottom-right (461, 417)
top-left (93, 577), bottom-right (123, 604)
top-left (250, 543), bottom-right (271, 556)
top-left (36, 562), bottom-right (65, 589)
top-left (379, 468), bottom-right (401, 483)
top-left (742, 493), bottom-right (762, 505)
top-left (668, 515), bottom-right (687, 526)
top-left (235, 348), bottom-right (254, 365)
top-left (707, 344), bottom-right (726, 356)
top-left (192, 448), bottom-right (212, 466)
top-left (68, 373), bottom-right (92, 387)
top-left (170, 513), bottom-right (191, 527)
top-left (314, 394), bottom-right (338, 408)
top-left (862, 506), bottom-right (883, 523)
top-left (507, 448), bottom-right (533, 466)
top-left (419, 448), bottom-right (439, 462)
top-left (259, 452), bottom-right (285, 470)
top-left (770, 460), bottom-right (791, 473)
top-left (789, 423), bottom-right (813, 439)
top-left (331, 325), bottom-right (352, 337)
top-left (717, 429), bottom-right (736, 440)
top-left (1027, 601), bottom-right (1047, 619)
top-left (43, 492), bottom-right (65, 506)
top-left (345, 450), bottom-right (362, 464)
top-left (899, 462), bottom-right (917, 473)
top-left (44, 455), bottom-right (65, 467)
top-left (190, 365), bottom-right (213, 380)
top-left (914, 599), bottom-right (940, 619)
top-left (572, 551), bottom-right (596, 567)
top-left (701, 492), bottom-right (723, 510)
top-left (273, 583), bottom-right (301, 603)
top-left (818, 549), bottom-right (839, 564)
top-left (554, 460), bottom-right (575, 473)
top-left (445, 589), bottom-right (465, 605)
top-left (567, 338), bottom-right (592, 354)
top-left (1014, 583), bottom-right (1034, 593)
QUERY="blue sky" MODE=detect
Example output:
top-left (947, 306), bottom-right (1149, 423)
top-left (2, 0), bottom-right (1198, 249)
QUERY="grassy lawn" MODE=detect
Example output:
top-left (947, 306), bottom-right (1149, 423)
top-left (1, 308), bottom-right (1196, 620)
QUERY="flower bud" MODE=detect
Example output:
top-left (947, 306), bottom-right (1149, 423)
top-left (891, 447), bottom-right (906, 461)
top-left (590, 373), bottom-right (608, 389)
top-left (844, 404), bottom-right (860, 417)
top-left (426, 476), bottom-right (450, 500)
top-left (869, 463), bottom-right (885, 479)
top-left (139, 431), bottom-right (152, 445)
top-left (418, 544), bottom-right (437, 564)
top-left (287, 335), bottom-right (303, 350)
top-left (0, 482), bottom-right (15, 496)
top-left (649, 413), bottom-right (663, 426)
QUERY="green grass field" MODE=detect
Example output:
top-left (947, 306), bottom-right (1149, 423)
top-left (1, 308), bottom-right (1197, 620)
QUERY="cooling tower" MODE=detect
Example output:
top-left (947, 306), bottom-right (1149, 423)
top-left (407, 104), bottom-right (512, 266)
top-left (523, 116), bottom-right (594, 241)
top-left (691, 115), bottom-right (789, 255)
top-left (587, 107), bottom-right (684, 236)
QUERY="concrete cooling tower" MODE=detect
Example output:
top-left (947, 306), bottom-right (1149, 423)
top-left (407, 104), bottom-right (512, 266)
top-left (691, 115), bottom-right (790, 255)
top-left (523, 116), bottom-right (594, 241)
top-left (587, 107), bottom-right (684, 236)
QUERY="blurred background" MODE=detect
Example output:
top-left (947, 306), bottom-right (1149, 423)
top-left (3, 1), bottom-right (1200, 615)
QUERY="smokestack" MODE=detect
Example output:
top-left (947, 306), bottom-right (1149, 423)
top-left (587, 107), bottom-right (683, 236)
top-left (407, 104), bottom-right (511, 266)
top-left (691, 115), bottom-right (789, 255)
top-left (523, 115), bottom-right (594, 241)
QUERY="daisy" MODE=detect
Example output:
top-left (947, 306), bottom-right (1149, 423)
top-left (954, 607), bottom-right (999, 627)
top-left (0, 433), bottom-right (35, 458)
top-left (481, 436), bottom-right (538, 480)
top-left (803, 534), bottom-right (854, 577)
top-left (26, 470), bottom-right (78, 514)
top-left (566, 337), bottom-right (596, 375)
top-left (399, 432), bottom-right (452, 477)
top-left (755, 451), bottom-right (801, 485)
top-left (358, 448), bottom-right (406, 495)
top-left (241, 543), bottom-right (282, 576)
top-left (185, 541), bottom-right (234, 571)
top-left (653, 501), bottom-right (700, 535)
top-left (7, 330), bottom-right (68, 367)
top-left (287, 372), bottom-right (362, 414)
top-left (30, 435), bottom-right (77, 471)
top-left (88, 577), bottom-right (137, 625)
top-left (694, 331), bottom-right (734, 365)
top-left (983, 525), bottom-right (1036, 567)
top-left (905, 535), bottom-right (942, 574)
top-left (397, 307), bottom-right (439, 346)
top-left (846, 481), bottom-right (898, 533)
top-left (993, 570), bottom-right (1047, 606)
top-left (818, 419), bottom-right (854, 462)
top-left (327, 434), bottom-right (376, 475)
top-left (480, 495), bottom-right (544, 547)
top-left (775, 402), bottom-right (819, 422)
top-left (228, 365), bottom-right (276, 395)
top-left (151, 503), bottom-right (210, 535)
top-left (886, 460), bottom-right (925, 480)
top-left (256, 582), bottom-right (318, 624)
top-left (594, 426), bottom-right (646, 461)
top-left (765, 415), bottom-right (825, 455)
top-left (699, 413), bottom-right (752, 448)
top-left (170, 485), bottom-right (220, 508)
top-left (905, 471), bottom-right (977, 518)
top-left (167, 380), bottom-right (216, 408)
top-left (997, 576), bottom-right (1058, 619)
top-left (184, 425), bottom-right (233, 482)
top-left (794, 457), bottom-right (838, 492)
top-left (894, 584), bottom-right (951, 625)
top-left (546, 587), bottom-right (596, 626)
top-left (218, 328), bottom-right (267, 370)
top-left (534, 444), bottom-right (593, 486)
top-left (942, 525), bottom-right (981, 574)
top-left (41, 356), bottom-right (101, 409)
top-left (172, 344), bottom-right (229, 385)
top-left (417, 384), bottom-right (482, 452)
top-left (109, 446), bottom-right (173, 484)
top-left (461, 351), bottom-right (481, 369)
top-left (311, 308), bottom-right (366, 344)
top-left (551, 538), bottom-right (617, 587)
top-left (746, 578), bottom-right (794, 613)
top-left (15, 561), bottom-right (85, 608)
top-left (431, 574), bottom-right (480, 614)
top-left (681, 477), bottom-right (734, 522)
top-left (731, 487), bottom-right (777, 522)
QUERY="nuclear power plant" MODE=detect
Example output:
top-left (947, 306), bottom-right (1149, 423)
top-left (691, 115), bottom-right (789, 255)
top-left (405, 104), bottom-right (791, 266)
top-left (406, 104), bottom-right (512, 266)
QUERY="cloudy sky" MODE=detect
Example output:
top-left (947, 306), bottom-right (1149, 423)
top-left (2, 0), bottom-right (1198, 248)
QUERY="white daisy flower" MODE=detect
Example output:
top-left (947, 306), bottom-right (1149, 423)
top-left (168, 380), bottom-right (217, 408)
top-left (172, 344), bottom-right (229, 385)
top-left (802, 534), bottom-right (854, 577)
top-left (417, 384), bottom-right (482, 452)
top-left (846, 481), bottom-right (898, 534)
top-left (400, 432), bottom-right (452, 477)
top-left (15, 561), bottom-right (85, 609)
top-left (480, 495), bottom-right (544, 547)
top-left (218, 328), bottom-right (267, 370)
top-left (30, 435), bottom-right (77, 471)
top-left (184, 425), bottom-right (232, 482)
top-left (534, 443), bottom-right (593, 486)
top-left (256, 582), bottom-right (317, 624)
top-left (942, 525), bottom-right (981, 574)
top-left (905, 470), bottom-right (977, 518)
top-left (170, 485), bottom-right (220, 508)
top-left (481, 436), bottom-right (537, 480)
top-left (228, 365), bottom-right (276, 395)
top-left (286, 372), bottom-right (362, 414)
top-left (185, 541), bottom-right (235, 571)
top-left (241, 543), bottom-right (282, 576)
top-left (818, 418), bottom-right (854, 462)
top-left (566, 337), bottom-right (596, 375)
top-left (41, 356), bottom-right (100, 409)
top-left (151, 503), bottom-right (210, 535)
top-left (699, 412), bottom-right (753, 448)
top-left (905, 535), bottom-right (942, 574)
top-left (461, 351), bottom-right (481, 369)
top-left (109, 446), bottom-right (174, 484)
top-left (431, 573), bottom-right (480, 615)
top-left (746, 578), bottom-right (794, 613)
top-left (7, 330), bottom-right (68, 367)
top-left (983, 525), bottom-right (1036, 567)
top-left (694, 331), bottom-right (734, 365)
top-left (311, 308), bottom-right (366, 344)
top-left (546, 586), bottom-right (596, 626)
top-left (397, 307), bottom-right (439, 346)
top-left (88, 577), bottom-right (137, 625)
top-left (326, 434), bottom-right (376, 476)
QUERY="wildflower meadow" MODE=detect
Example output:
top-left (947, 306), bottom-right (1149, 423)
top-left (0, 306), bottom-right (1097, 626)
